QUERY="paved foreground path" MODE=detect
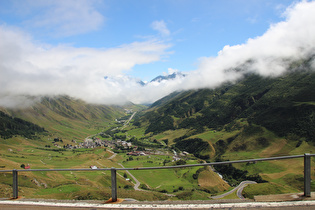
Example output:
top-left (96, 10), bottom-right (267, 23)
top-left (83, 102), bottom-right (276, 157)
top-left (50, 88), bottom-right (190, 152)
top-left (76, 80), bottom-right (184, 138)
top-left (1, 200), bottom-right (315, 210)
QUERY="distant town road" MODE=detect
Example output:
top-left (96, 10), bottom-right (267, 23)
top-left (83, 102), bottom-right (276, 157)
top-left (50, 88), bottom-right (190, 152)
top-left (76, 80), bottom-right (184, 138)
top-left (107, 150), bottom-right (117, 160)
top-left (121, 112), bottom-right (136, 129)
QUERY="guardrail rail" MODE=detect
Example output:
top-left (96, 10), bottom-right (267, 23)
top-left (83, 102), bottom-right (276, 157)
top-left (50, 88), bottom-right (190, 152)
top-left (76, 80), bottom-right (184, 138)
top-left (0, 153), bottom-right (314, 201)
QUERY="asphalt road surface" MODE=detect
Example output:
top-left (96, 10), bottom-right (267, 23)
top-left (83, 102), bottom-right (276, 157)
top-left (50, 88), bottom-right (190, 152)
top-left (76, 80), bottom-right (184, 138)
top-left (211, 181), bottom-right (257, 199)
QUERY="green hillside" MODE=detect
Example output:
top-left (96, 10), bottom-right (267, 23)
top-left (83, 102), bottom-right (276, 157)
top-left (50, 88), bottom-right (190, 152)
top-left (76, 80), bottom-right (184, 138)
top-left (0, 111), bottom-right (47, 139)
top-left (0, 95), bottom-right (126, 141)
top-left (135, 60), bottom-right (315, 148)
top-left (126, 59), bottom-right (315, 197)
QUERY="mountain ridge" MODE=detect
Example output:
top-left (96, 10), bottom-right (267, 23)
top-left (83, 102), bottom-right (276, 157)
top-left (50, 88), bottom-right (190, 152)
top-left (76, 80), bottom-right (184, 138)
top-left (133, 58), bottom-right (315, 157)
top-left (150, 72), bottom-right (186, 83)
top-left (0, 95), bottom-right (127, 141)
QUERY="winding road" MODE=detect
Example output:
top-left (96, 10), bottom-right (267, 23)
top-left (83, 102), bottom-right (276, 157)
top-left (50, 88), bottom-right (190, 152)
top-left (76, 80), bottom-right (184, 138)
top-left (98, 112), bottom-right (256, 199)
top-left (117, 163), bottom-right (143, 191)
top-left (107, 150), bottom-right (117, 160)
top-left (211, 181), bottom-right (257, 199)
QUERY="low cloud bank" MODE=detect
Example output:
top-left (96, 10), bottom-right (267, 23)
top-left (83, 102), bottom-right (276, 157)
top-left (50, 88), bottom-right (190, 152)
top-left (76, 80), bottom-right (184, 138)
top-left (130, 1), bottom-right (315, 104)
top-left (181, 1), bottom-right (315, 90)
top-left (1, 1), bottom-right (315, 108)
top-left (0, 25), bottom-right (170, 107)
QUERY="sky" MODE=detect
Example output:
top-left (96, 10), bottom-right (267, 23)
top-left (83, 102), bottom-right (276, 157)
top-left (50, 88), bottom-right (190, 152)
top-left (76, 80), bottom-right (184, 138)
top-left (1, 0), bottom-right (315, 107)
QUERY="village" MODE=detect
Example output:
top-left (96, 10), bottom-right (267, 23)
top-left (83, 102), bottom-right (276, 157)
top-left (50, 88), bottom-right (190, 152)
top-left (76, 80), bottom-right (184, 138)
top-left (49, 108), bottom-right (191, 168)
top-left (58, 137), bottom-right (189, 163)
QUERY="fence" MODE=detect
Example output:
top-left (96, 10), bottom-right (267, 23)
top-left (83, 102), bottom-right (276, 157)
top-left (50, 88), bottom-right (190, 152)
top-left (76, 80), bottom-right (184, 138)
top-left (0, 153), bottom-right (314, 202)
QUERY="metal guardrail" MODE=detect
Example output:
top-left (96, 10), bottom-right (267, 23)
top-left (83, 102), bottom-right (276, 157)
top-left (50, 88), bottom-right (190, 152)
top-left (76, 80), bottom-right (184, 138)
top-left (0, 153), bottom-right (314, 201)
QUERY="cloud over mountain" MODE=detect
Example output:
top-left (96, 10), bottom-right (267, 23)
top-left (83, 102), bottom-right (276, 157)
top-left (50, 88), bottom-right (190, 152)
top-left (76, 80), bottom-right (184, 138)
top-left (1, 1), bottom-right (315, 107)
top-left (182, 1), bottom-right (315, 90)
top-left (0, 24), bottom-right (171, 107)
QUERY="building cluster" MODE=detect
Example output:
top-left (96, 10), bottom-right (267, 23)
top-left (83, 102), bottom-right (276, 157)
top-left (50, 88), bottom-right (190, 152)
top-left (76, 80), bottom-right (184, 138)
top-left (172, 150), bottom-right (190, 161)
top-left (53, 134), bottom-right (190, 162)
top-left (62, 138), bottom-right (134, 150)
top-left (124, 109), bottom-right (133, 114)
top-left (127, 151), bottom-right (147, 156)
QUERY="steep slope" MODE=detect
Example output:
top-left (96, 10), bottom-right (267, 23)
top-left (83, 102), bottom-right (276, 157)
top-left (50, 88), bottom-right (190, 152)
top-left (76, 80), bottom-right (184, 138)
top-left (0, 110), bottom-right (47, 139)
top-left (0, 95), bottom-right (126, 140)
top-left (134, 58), bottom-right (315, 153)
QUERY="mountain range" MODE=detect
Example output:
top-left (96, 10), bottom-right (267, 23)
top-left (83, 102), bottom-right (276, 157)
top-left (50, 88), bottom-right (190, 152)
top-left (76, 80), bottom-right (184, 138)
top-left (129, 57), bottom-right (315, 159)
top-left (150, 72), bottom-right (186, 83)
top-left (1, 57), bottom-right (315, 156)
top-left (1, 56), bottom-right (315, 200)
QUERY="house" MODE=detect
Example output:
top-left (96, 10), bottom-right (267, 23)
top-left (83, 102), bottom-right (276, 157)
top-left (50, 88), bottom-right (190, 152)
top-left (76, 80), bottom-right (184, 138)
top-left (173, 156), bottom-right (181, 161)
top-left (127, 151), bottom-right (139, 156)
top-left (90, 166), bottom-right (98, 169)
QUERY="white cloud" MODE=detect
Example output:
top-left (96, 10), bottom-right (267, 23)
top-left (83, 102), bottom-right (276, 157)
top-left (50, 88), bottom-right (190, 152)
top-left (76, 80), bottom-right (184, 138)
top-left (162, 68), bottom-right (178, 76)
top-left (0, 25), bottom-right (171, 107)
top-left (151, 20), bottom-right (170, 37)
top-left (180, 0), bottom-right (315, 90)
top-left (167, 68), bottom-right (179, 74)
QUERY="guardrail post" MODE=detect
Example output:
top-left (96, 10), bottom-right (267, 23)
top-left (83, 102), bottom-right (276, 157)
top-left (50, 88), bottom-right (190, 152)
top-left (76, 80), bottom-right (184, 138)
top-left (12, 169), bottom-right (18, 199)
top-left (304, 153), bottom-right (311, 197)
top-left (111, 167), bottom-right (117, 202)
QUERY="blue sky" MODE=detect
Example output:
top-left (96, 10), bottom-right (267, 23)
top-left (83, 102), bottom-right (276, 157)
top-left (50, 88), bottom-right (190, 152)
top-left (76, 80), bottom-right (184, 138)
top-left (1, 0), bottom-right (315, 106)
top-left (0, 0), bottom-right (295, 81)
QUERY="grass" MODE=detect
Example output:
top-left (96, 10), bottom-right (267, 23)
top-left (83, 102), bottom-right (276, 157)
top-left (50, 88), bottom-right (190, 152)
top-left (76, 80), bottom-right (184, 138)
top-left (36, 184), bottom-right (81, 195)
top-left (198, 168), bottom-right (230, 194)
top-left (240, 161), bottom-right (286, 174)
top-left (152, 129), bottom-right (189, 145)
top-left (193, 129), bottom-right (238, 145)
top-left (125, 127), bottom-right (147, 138)
top-left (290, 141), bottom-right (315, 155)
top-left (242, 182), bottom-right (293, 199)
top-left (2, 114), bottom-right (315, 201)
top-left (222, 150), bottom-right (263, 160)
top-left (218, 190), bottom-right (239, 199)
top-left (118, 155), bottom-right (201, 192)
top-left (0, 135), bottom-right (216, 200)
top-left (223, 138), bottom-right (315, 198)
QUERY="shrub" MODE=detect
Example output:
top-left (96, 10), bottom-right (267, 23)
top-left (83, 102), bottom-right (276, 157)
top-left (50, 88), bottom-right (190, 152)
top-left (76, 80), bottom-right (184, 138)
top-left (159, 189), bottom-right (168, 193)
top-left (124, 185), bottom-right (133, 189)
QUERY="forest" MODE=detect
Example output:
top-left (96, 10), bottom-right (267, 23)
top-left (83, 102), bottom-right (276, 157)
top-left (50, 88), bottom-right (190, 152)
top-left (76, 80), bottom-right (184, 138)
top-left (0, 111), bottom-right (47, 139)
